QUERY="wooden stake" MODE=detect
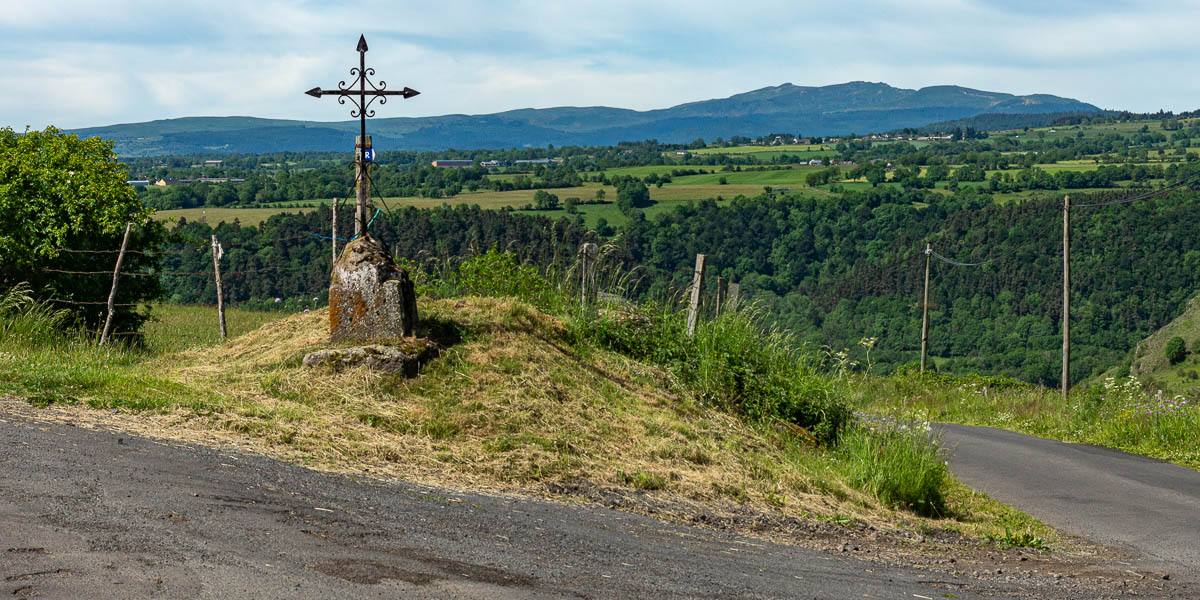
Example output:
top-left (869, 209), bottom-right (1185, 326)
top-left (715, 277), bottom-right (728, 317)
top-left (100, 223), bottom-right (132, 346)
top-left (727, 283), bottom-right (740, 312)
top-left (920, 242), bottom-right (932, 373)
top-left (355, 136), bottom-right (372, 236)
top-left (331, 197), bottom-right (339, 263)
top-left (579, 242), bottom-right (598, 317)
top-left (1062, 195), bottom-right (1070, 403)
top-left (212, 235), bottom-right (227, 341)
top-left (686, 254), bottom-right (706, 337)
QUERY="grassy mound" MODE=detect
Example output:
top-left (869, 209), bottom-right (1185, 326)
top-left (0, 280), bottom-right (1056, 547)
top-left (153, 297), bottom-right (866, 511)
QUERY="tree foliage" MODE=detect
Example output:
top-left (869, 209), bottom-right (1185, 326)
top-left (1165, 336), bottom-right (1187, 365)
top-left (0, 127), bottom-right (163, 332)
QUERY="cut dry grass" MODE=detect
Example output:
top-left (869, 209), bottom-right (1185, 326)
top-left (153, 298), bottom-right (854, 507)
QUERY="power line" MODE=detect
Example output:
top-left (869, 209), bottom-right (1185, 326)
top-left (927, 248), bottom-right (1004, 267)
top-left (1071, 173), bottom-right (1200, 207)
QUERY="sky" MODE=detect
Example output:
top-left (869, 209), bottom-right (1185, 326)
top-left (3, 0), bottom-right (1199, 129)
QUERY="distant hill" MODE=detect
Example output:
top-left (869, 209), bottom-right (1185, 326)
top-left (68, 81), bottom-right (1100, 156)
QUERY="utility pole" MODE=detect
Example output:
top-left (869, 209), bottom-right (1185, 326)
top-left (921, 242), bottom-right (932, 373)
top-left (307, 35), bottom-right (419, 237)
top-left (1062, 195), bottom-right (1070, 403)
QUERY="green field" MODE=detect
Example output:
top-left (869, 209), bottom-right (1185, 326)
top-left (671, 168), bottom-right (823, 186)
top-left (689, 144), bottom-right (831, 155)
top-left (153, 207), bottom-right (320, 226)
top-left (152, 183), bottom-right (784, 228)
top-left (143, 304), bottom-right (285, 353)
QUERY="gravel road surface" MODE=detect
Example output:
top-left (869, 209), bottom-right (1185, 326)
top-left (0, 413), bottom-right (982, 599)
top-left (941, 423), bottom-right (1200, 579)
top-left (0, 408), bottom-right (1190, 598)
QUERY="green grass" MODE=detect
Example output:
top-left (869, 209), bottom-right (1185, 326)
top-left (835, 422), bottom-right (948, 517)
top-left (849, 371), bottom-right (1200, 470)
top-left (0, 291), bottom-right (218, 411)
top-left (143, 304), bottom-right (287, 353)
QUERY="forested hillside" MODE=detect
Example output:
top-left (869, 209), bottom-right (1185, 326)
top-left (155, 182), bottom-right (1200, 386)
top-left (620, 188), bottom-right (1200, 384)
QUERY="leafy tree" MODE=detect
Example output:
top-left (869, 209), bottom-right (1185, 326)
top-left (0, 127), bottom-right (163, 332)
top-left (533, 189), bottom-right (559, 210)
top-left (864, 164), bottom-right (887, 187)
top-left (1165, 336), bottom-right (1187, 365)
top-left (616, 179), bottom-right (650, 215)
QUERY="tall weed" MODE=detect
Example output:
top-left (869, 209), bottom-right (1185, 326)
top-left (0, 283), bottom-right (70, 347)
top-left (836, 421), bottom-right (948, 517)
top-left (573, 300), bottom-right (850, 444)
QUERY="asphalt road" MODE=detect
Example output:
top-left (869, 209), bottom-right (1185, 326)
top-left (940, 423), bottom-right (1200, 578)
top-left (0, 413), bottom-right (998, 600)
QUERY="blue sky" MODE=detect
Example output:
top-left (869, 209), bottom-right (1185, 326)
top-left (2, 1), bottom-right (1198, 129)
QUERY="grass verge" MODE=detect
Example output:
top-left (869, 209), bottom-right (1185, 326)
top-left (848, 369), bottom-right (1200, 470)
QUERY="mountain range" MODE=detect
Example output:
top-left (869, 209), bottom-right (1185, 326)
top-left (68, 81), bottom-right (1100, 156)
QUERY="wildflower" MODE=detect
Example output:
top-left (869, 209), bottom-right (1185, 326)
top-left (274, 297), bottom-right (282, 303)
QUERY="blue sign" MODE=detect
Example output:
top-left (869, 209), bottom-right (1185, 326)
top-left (361, 148), bottom-right (375, 162)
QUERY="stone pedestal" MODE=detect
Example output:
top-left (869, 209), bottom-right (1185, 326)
top-left (329, 236), bottom-right (416, 343)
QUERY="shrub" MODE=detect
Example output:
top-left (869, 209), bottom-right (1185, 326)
top-left (1165, 336), bottom-right (1187, 365)
top-left (453, 249), bottom-right (554, 308)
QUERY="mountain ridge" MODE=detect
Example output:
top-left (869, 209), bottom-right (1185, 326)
top-left (65, 81), bottom-right (1100, 156)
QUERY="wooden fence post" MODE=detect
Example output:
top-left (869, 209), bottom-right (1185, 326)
top-left (728, 282), bottom-right (740, 312)
top-left (686, 253), bottom-right (706, 337)
top-left (212, 235), bottom-right (227, 340)
top-left (715, 277), bottom-right (728, 317)
top-left (580, 242), bottom-right (598, 317)
top-left (331, 197), bottom-right (339, 264)
top-left (99, 223), bottom-right (132, 346)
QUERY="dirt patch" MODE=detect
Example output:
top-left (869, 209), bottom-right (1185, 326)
top-left (308, 551), bottom-right (533, 588)
top-left (310, 559), bottom-right (438, 585)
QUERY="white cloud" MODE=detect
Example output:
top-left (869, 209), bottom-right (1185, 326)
top-left (3, 0), bottom-right (1200, 130)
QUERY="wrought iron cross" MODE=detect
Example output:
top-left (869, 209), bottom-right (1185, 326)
top-left (306, 34), bottom-right (419, 237)
top-left (306, 34), bottom-right (420, 148)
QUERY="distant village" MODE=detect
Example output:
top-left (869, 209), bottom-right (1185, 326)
top-left (128, 132), bottom-right (958, 184)
top-left (128, 160), bottom-right (246, 187)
